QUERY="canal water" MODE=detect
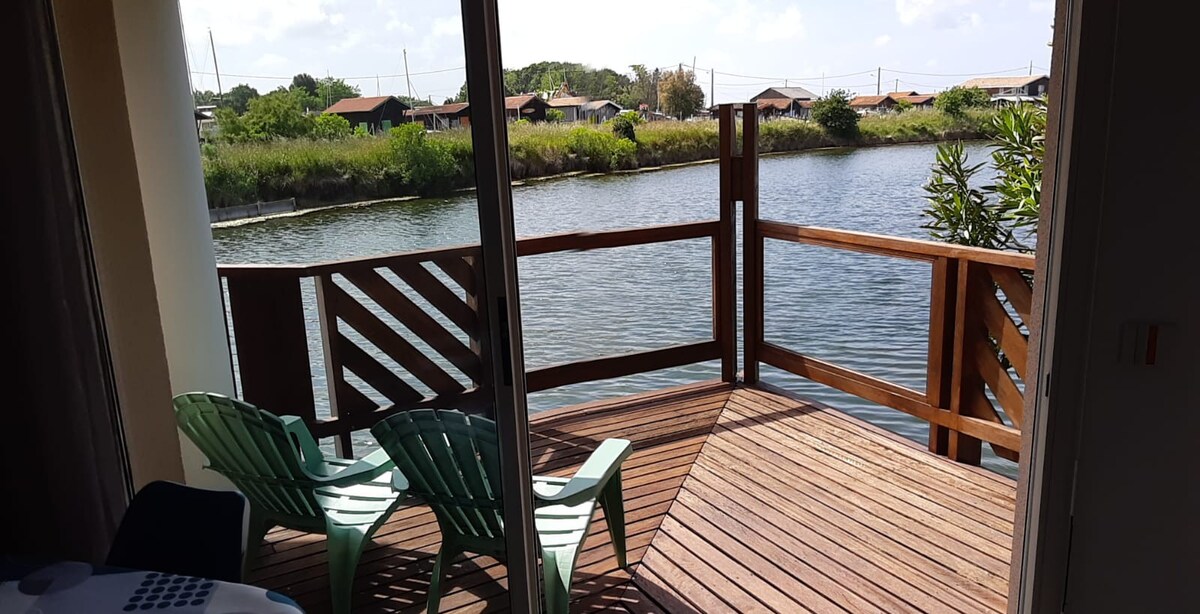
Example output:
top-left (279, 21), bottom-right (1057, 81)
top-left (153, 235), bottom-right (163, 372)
top-left (213, 141), bottom-right (1019, 476)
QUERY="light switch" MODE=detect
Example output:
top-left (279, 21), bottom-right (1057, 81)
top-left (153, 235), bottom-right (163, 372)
top-left (1118, 321), bottom-right (1168, 365)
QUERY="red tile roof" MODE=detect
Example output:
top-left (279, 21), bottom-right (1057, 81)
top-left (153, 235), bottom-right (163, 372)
top-left (505, 94), bottom-right (546, 110)
top-left (848, 95), bottom-right (893, 107)
top-left (895, 94), bottom-right (936, 105)
top-left (323, 96), bottom-right (402, 114)
top-left (547, 96), bottom-right (590, 107)
top-left (960, 75), bottom-right (1047, 89)
top-left (406, 102), bottom-right (470, 117)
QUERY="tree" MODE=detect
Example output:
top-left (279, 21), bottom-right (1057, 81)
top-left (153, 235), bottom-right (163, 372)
top-left (895, 99), bottom-right (914, 113)
top-left (222, 84), bottom-right (260, 114)
top-left (315, 77), bottom-right (360, 109)
top-left (658, 68), bottom-right (705, 120)
top-left (291, 73), bottom-right (319, 97)
top-left (448, 82), bottom-right (469, 103)
top-left (811, 89), bottom-right (859, 138)
top-left (545, 108), bottom-right (565, 122)
top-left (213, 106), bottom-right (252, 142)
top-left (312, 113), bottom-right (351, 140)
top-left (241, 90), bottom-right (314, 139)
top-left (934, 86), bottom-right (992, 118)
top-left (618, 64), bottom-right (661, 110)
top-left (193, 89), bottom-right (218, 106)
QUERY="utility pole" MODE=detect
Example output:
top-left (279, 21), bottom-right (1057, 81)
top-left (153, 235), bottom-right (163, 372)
top-left (403, 48), bottom-right (413, 99)
top-left (821, 72), bottom-right (825, 96)
top-left (710, 68), bottom-right (714, 109)
top-left (376, 74), bottom-right (380, 96)
top-left (1029, 60), bottom-right (1034, 75)
top-left (208, 28), bottom-right (222, 98)
top-left (876, 66), bottom-right (881, 96)
top-left (894, 78), bottom-right (899, 93)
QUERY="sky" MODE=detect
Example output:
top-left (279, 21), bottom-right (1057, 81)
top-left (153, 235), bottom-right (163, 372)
top-left (180, 0), bottom-right (1055, 105)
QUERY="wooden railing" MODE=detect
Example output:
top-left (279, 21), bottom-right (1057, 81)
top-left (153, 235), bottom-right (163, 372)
top-left (217, 103), bottom-right (1032, 467)
top-left (721, 102), bottom-right (1034, 465)
top-left (745, 222), bottom-right (1033, 464)
top-left (218, 220), bottom-right (735, 456)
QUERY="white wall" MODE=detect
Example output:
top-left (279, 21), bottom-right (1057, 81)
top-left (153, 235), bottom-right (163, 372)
top-left (1055, 2), bottom-right (1199, 611)
top-left (109, 0), bottom-right (237, 489)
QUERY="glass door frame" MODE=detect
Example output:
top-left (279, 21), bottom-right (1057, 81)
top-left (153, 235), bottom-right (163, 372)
top-left (459, 0), bottom-right (541, 610)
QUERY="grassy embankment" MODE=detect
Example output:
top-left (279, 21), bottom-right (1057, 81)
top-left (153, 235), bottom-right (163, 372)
top-left (202, 108), bottom-right (995, 210)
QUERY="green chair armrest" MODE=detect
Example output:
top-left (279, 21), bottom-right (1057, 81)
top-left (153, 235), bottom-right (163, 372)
top-left (533, 438), bottom-right (632, 507)
top-left (391, 468), bottom-right (409, 493)
top-left (279, 415), bottom-right (325, 473)
top-left (314, 448), bottom-right (397, 488)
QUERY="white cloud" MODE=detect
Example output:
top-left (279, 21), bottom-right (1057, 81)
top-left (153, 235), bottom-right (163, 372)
top-left (718, 2), bottom-right (804, 43)
top-left (756, 6), bottom-right (805, 43)
top-left (330, 30), bottom-right (364, 53)
top-left (874, 34), bottom-right (892, 46)
top-left (895, 0), bottom-right (982, 29)
top-left (253, 53), bottom-right (288, 68)
top-left (1028, 1), bottom-right (1054, 13)
top-left (180, 0), bottom-right (342, 46)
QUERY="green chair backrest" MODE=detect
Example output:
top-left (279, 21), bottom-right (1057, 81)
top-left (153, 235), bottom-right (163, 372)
top-left (371, 410), bottom-right (505, 545)
top-left (381, 119), bottom-right (393, 132)
top-left (174, 393), bottom-right (323, 522)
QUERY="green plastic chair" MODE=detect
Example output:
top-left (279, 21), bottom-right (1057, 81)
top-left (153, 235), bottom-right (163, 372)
top-left (174, 392), bottom-right (406, 614)
top-left (370, 409), bottom-right (632, 613)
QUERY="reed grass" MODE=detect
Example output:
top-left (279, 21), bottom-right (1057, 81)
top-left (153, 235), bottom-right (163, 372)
top-left (202, 109), bottom-right (994, 209)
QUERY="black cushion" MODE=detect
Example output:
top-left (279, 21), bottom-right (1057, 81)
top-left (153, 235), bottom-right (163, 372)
top-left (106, 481), bottom-right (248, 583)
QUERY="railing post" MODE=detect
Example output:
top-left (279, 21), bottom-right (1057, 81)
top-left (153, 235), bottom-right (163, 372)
top-left (314, 274), bottom-right (354, 457)
top-left (740, 103), bottom-right (762, 385)
top-left (716, 105), bottom-right (738, 382)
top-left (948, 260), bottom-right (983, 465)
top-left (224, 273), bottom-right (316, 424)
top-left (926, 257), bottom-right (958, 456)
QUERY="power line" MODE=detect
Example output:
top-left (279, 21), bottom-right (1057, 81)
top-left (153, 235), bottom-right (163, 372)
top-left (882, 65), bottom-right (1029, 77)
top-left (188, 65), bottom-right (465, 81)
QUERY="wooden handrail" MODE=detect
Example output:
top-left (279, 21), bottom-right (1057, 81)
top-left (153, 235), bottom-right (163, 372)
top-left (749, 216), bottom-right (1035, 464)
top-left (217, 221), bottom-right (720, 277)
top-left (218, 218), bottom-right (732, 456)
top-left (759, 220), bottom-right (1036, 270)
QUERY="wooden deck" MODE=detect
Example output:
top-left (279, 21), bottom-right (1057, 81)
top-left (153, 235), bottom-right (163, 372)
top-left (248, 381), bottom-right (1015, 613)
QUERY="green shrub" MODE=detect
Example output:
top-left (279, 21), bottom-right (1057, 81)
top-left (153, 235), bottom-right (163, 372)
top-left (311, 114), bottom-right (351, 140)
top-left (610, 114), bottom-right (638, 142)
top-left (935, 86), bottom-right (992, 118)
top-left (895, 99), bottom-right (914, 113)
top-left (811, 89), bottom-right (859, 139)
top-left (545, 108), bottom-right (565, 123)
top-left (988, 102), bottom-right (1046, 243)
top-left (389, 123), bottom-right (460, 195)
top-left (921, 141), bottom-right (1013, 249)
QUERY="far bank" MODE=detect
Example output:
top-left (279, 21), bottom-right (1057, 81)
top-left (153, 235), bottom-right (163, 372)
top-left (202, 109), bottom-right (995, 211)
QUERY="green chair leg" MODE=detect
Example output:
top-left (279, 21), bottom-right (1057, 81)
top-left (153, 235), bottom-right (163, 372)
top-left (541, 546), bottom-right (579, 614)
top-left (427, 543), bottom-right (460, 614)
top-left (244, 507), bottom-right (272, 577)
top-left (326, 525), bottom-right (369, 614)
top-left (598, 469), bottom-right (628, 570)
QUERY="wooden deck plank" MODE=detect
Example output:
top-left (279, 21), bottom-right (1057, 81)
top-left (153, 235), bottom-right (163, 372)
top-left (246, 381), bottom-right (1015, 613)
top-left (719, 400), bottom-right (1014, 551)
top-left (249, 382), bottom-right (730, 613)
